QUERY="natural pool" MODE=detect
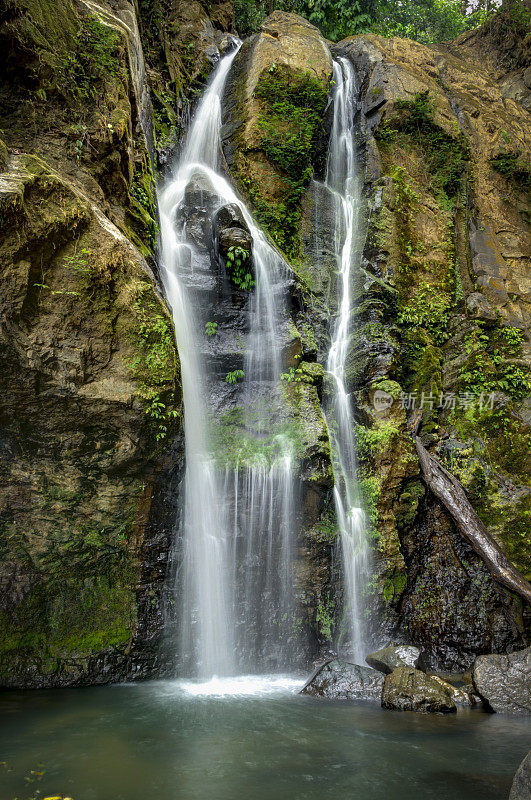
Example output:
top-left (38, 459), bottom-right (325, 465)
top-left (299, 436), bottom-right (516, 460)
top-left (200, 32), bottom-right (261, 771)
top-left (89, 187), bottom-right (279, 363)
top-left (1, 676), bottom-right (529, 800)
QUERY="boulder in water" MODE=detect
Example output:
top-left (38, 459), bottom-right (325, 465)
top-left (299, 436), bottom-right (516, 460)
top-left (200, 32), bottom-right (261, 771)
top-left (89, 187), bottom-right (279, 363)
top-left (509, 750), bottom-right (531, 800)
top-left (429, 675), bottom-right (476, 706)
top-left (300, 659), bottom-right (384, 701)
top-left (381, 667), bottom-right (457, 713)
top-left (366, 645), bottom-right (422, 675)
top-left (473, 646), bottom-right (531, 714)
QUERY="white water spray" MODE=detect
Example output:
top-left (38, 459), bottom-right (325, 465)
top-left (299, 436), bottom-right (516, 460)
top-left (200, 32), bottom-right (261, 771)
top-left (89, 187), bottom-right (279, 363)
top-left (325, 58), bottom-right (371, 664)
top-left (158, 47), bottom-right (299, 679)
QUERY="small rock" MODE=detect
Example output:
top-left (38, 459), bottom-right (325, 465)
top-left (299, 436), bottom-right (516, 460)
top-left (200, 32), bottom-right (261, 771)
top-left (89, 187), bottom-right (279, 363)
top-left (466, 291), bottom-right (497, 322)
top-left (382, 667), bottom-right (457, 713)
top-left (214, 203), bottom-right (248, 233)
top-left (301, 658), bottom-right (384, 701)
top-left (509, 750), bottom-right (531, 800)
top-left (473, 647), bottom-right (531, 714)
top-left (430, 675), bottom-right (475, 706)
top-left (218, 226), bottom-right (253, 258)
top-left (366, 644), bottom-right (421, 674)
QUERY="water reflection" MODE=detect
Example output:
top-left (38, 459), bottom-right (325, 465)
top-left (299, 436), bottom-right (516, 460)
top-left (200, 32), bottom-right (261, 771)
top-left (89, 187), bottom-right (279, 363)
top-left (0, 683), bottom-right (528, 800)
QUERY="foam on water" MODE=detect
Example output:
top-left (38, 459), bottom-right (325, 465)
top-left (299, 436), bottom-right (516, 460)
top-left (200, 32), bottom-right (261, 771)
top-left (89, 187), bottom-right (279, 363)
top-left (154, 675), bottom-right (304, 698)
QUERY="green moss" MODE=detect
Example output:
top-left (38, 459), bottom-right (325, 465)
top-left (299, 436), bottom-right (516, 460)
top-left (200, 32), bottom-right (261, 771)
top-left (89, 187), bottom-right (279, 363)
top-left (127, 151), bottom-right (158, 257)
top-left (316, 597), bottom-right (335, 640)
top-left (125, 282), bottom-right (179, 442)
top-left (392, 92), bottom-right (470, 209)
top-left (458, 320), bottom-right (530, 401)
top-left (235, 64), bottom-right (329, 261)
top-left (152, 87), bottom-right (177, 153)
top-left (356, 421), bottom-right (401, 462)
top-left (56, 11), bottom-right (123, 101)
top-left (490, 151), bottom-right (531, 189)
top-left (211, 405), bottom-right (303, 467)
top-left (309, 511), bottom-right (339, 542)
top-left (382, 570), bottom-right (407, 603)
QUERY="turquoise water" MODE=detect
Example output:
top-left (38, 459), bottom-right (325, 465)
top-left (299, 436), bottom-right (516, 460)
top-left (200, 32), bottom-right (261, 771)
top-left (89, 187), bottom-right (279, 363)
top-left (0, 677), bottom-right (529, 800)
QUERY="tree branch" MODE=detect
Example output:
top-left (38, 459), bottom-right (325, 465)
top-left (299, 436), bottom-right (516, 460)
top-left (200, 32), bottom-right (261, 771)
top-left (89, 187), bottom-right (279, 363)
top-left (414, 436), bottom-right (531, 604)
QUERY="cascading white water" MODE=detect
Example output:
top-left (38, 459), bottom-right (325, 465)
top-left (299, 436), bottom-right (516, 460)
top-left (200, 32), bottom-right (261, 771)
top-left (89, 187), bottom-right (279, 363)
top-left (158, 47), bottom-right (300, 679)
top-left (325, 58), bottom-right (371, 664)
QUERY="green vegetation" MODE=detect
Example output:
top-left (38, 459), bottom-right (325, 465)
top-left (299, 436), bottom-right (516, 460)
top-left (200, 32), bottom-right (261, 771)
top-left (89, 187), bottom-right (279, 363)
top-left (128, 161), bottom-right (158, 257)
top-left (458, 321), bottom-right (529, 401)
top-left (58, 11), bottom-right (123, 101)
top-left (205, 321), bottom-right (218, 337)
top-left (211, 406), bottom-right (302, 467)
top-left (236, 64), bottom-right (328, 260)
top-left (225, 369), bottom-right (245, 384)
top-left (225, 246), bottom-right (255, 289)
top-left (126, 283), bottom-right (179, 441)
top-left (490, 151), bottom-right (531, 189)
top-left (234, 0), bottom-right (497, 43)
top-left (387, 92), bottom-right (470, 214)
top-left (316, 597), bottom-right (335, 640)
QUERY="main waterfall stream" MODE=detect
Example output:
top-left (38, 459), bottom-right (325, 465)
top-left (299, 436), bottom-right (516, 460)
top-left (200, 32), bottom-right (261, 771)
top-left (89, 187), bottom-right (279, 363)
top-left (159, 46), bottom-right (300, 681)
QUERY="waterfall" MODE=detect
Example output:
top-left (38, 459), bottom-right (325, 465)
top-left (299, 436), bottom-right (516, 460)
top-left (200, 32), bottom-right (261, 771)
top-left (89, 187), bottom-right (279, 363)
top-left (325, 58), bottom-right (371, 664)
top-left (158, 47), bottom-right (300, 679)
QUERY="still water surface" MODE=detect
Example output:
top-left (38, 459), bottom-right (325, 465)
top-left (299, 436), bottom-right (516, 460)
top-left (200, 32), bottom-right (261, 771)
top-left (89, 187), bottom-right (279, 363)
top-left (1, 676), bottom-right (529, 800)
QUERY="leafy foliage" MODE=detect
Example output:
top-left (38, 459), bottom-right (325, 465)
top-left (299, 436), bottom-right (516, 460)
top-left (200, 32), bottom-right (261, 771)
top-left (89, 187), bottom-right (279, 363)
top-left (490, 151), bottom-right (531, 189)
top-left (225, 246), bottom-right (255, 289)
top-left (238, 64), bottom-right (328, 259)
top-left (225, 369), bottom-right (245, 384)
top-left (58, 12), bottom-right (122, 101)
top-left (233, 0), bottom-right (500, 43)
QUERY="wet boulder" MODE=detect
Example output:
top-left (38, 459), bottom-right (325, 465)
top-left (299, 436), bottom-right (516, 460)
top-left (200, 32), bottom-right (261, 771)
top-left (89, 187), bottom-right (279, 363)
top-left (213, 204), bottom-right (254, 286)
top-left (177, 174), bottom-right (218, 250)
top-left (218, 226), bottom-right (253, 259)
top-left (300, 659), bottom-right (384, 701)
top-left (509, 750), bottom-right (531, 800)
top-left (214, 203), bottom-right (253, 259)
top-left (382, 667), bottom-right (457, 713)
top-left (366, 645), bottom-right (422, 675)
top-left (473, 647), bottom-right (531, 714)
top-left (429, 675), bottom-right (476, 707)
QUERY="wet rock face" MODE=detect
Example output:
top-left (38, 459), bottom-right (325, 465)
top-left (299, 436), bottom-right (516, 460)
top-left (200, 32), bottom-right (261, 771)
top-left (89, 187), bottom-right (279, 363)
top-left (178, 176), bottom-right (219, 250)
top-left (473, 647), bottom-right (531, 714)
top-left (301, 659), bottom-right (384, 701)
top-left (509, 750), bottom-right (531, 800)
top-left (382, 667), bottom-right (457, 713)
top-left (366, 645), bottom-right (421, 674)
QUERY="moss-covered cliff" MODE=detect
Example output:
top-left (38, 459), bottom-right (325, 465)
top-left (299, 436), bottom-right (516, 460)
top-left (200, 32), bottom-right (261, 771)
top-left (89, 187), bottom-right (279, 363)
top-left (336, 11), bottom-right (530, 669)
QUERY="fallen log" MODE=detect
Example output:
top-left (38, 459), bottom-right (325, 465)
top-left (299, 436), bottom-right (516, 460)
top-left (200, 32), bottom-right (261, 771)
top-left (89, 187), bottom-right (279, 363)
top-left (414, 436), bottom-right (531, 605)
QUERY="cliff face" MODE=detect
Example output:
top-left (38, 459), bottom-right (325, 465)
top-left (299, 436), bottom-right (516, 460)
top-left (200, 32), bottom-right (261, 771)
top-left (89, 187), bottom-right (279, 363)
top-left (337, 17), bottom-right (530, 669)
top-left (0, 2), bottom-right (528, 686)
top-left (0, 0), bottom-right (233, 687)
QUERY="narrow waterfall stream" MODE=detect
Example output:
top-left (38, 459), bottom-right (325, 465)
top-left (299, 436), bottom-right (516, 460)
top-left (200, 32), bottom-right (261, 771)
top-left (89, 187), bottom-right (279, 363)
top-left (158, 47), bottom-right (300, 682)
top-left (325, 58), bottom-right (371, 664)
